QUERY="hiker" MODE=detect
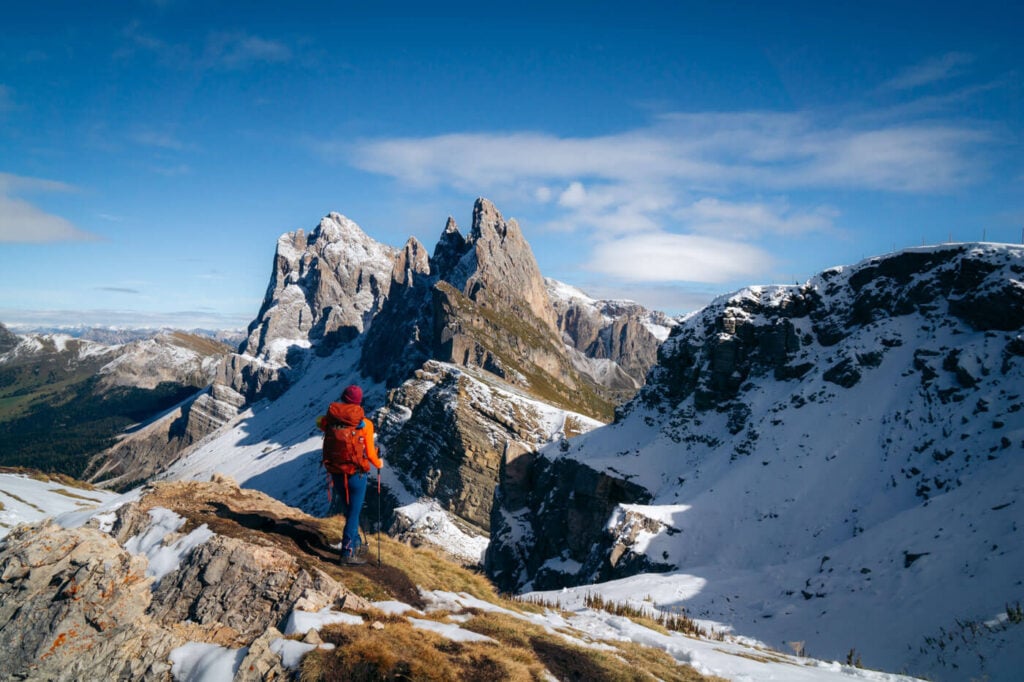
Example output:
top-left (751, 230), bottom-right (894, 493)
top-left (316, 384), bottom-right (382, 565)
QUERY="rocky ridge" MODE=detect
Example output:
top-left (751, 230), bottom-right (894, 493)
top-left (0, 476), bottom-right (368, 681)
top-left (361, 199), bottom-right (620, 421)
top-left (546, 278), bottom-right (676, 399)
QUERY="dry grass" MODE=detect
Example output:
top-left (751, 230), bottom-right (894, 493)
top-left (298, 608), bottom-right (726, 682)
top-left (301, 619), bottom-right (539, 682)
top-left (613, 641), bottom-right (730, 682)
top-left (318, 512), bottom-right (500, 606)
top-left (0, 466), bottom-right (100, 491)
top-left (51, 487), bottom-right (105, 503)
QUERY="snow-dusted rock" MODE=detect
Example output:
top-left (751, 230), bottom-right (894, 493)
top-left (0, 478), bottom-right (368, 680)
top-left (376, 360), bottom-right (604, 533)
top-left (241, 212), bottom-right (398, 365)
top-left (546, 277), bottom-right (676, 396)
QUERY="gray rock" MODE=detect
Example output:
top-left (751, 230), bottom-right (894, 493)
top-left (0, 479), bottom-right (371, 681)
top-left (241, 213), bottom-right (398, 364)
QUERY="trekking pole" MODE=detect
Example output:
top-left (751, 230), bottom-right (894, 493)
top-left (377, 468), bottom-right (382, 567)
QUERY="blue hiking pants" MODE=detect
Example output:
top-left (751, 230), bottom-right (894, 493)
top-left (331, 471), bottom-right (368, 557)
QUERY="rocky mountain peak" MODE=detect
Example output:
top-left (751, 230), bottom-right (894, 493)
top-left (449, 198), bottom-right (559, 335)
top-left (394, 236), bottom-right (431, 287)
top-left (240, 213), bottom-right (398, 365)
top-left (431, 216), bottom-right (470, 280)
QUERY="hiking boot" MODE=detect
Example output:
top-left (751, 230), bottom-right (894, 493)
top-left (341, 555), bottom-right (367, 566)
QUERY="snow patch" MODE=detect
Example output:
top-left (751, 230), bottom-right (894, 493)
top-left (169, 642), bottom-right (247, 682)
top-left (123, 507), bottom-right (214, 585)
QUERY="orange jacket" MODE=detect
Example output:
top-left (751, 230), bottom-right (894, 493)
top-left (316, 402), bottom-right (382, 469)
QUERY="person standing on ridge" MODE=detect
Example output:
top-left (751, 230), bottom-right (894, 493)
top-left (316, 384), bottom-right (382, 565)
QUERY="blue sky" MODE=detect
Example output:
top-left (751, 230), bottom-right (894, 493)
top-left (1, 0), bottom-right (1021, 329)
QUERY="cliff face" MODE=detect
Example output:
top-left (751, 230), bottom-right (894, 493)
top-left (374, 361), bottom-right (603, 533)
top-left (361, 199), bottom-right (614, 420)
top-left (546, 279), bottom-right (675, 398)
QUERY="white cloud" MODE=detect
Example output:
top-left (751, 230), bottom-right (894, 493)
top-left (0, 174), bottom-right (98, 243)
top-left (558, 181), bottom-right (587, 208)
top-left (678, 198), bottom-right (838, 240)
top-left (350, 112), bottom-right (987, 195)
top-left (881, 52), bottom-right (974, 92)
top-left (588, 232), bottom-right (773, 284)
top-left (0, 195), bottom-right (98, 243)
top-left (342, 106), bottom-right (991, 286)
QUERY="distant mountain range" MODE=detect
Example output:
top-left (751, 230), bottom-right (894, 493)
top-left (5, 325), bottom-right (246, 347)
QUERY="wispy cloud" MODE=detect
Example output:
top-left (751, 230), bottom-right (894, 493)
top-left (0, 173), bottom-right (100, 243)
top-left (588, 232), bottom-right (774, 284)
top-left (202, 32), bottom-right (292, 70)
top-left (344, 108), bottom-right (989, 286)
top-left (0, 84), bottom-right (13, 111)
top-left (881, 52), bottom-right (974, 92)
top-left (95, 287), bottom-right (141, 294)
top-left (350, 113), bottom-right (988, 195)
top-left (129, 129), bottom-right (191, 151)
top-left (676, 198), bottom-right (838, 240)
top-left (0, 307), bottom-right (251, 330)
top-left (121, 23), bottom-right (292, 71)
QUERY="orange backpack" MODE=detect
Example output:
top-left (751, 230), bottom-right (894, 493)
top-left (322, 420), bottom-right (371, 475)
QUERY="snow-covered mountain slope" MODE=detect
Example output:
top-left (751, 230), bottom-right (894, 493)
top-left (489, 243), bottom-right (1024, 681)
top-left (0, 470), bottom-right (119, 539)
top-left (158, 334), bottom-right (604, 556)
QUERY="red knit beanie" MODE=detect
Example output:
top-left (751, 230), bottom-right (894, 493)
top-left (340, 385), bottom-right (363, 405)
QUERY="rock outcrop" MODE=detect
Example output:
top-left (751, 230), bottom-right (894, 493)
top-left (363, 199), bottom-right (616, 421)
top-left (0, 477), bottom-right (366, 681)
top-left (374, 361), bottom-right (603, 533)
top-left (546, 279), bottom-right (675, 399)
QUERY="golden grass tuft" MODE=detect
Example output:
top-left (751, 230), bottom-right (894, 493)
top-left (318, 512), bottom-right (500, 606)
top-left (302, 620), bottom-right (539, 682)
